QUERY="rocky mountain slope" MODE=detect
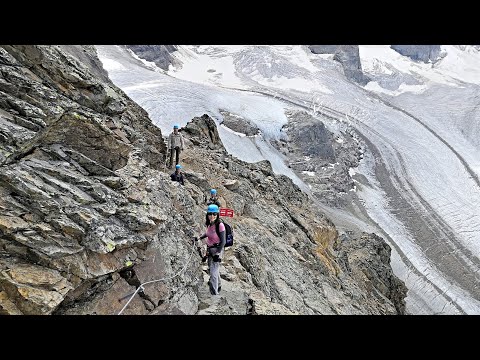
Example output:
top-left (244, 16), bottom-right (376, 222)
top-left (0, 45), bottom-right (406, 315)
top-left (124, 45), bottom-right (179, 71)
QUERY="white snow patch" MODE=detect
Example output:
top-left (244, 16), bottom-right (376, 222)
top-left (316, 54), bottom-right (335, 60)
top-left (223, 112), bottom-right (244, 119)
top-left (436, 45), bottom-right (480, 85)
top-left (360, 45), bottom-right (480, 90)
top-left (168, 45), bottom-right (247, 89)
top-left (359, 45), bottom-right (462, 88)
top-left (364, 81), bottom-right (429, 96)
top-left (268, 45), bottom-right (320, 73)
top-left (265, 75), bottom-right (333, 94)
top-left (170, 45), bottom-right (333, 95)
top-left (100, 58), bottom-right (126, 72)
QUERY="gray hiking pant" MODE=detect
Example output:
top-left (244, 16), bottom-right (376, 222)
top-left (168, 147), bottom-right (181, 168)
top-left (207, 254), bottom-right (222, 295)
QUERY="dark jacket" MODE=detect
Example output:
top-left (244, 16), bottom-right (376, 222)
top-left (206, 197), bottom-right (221, 207)
top-left (170, 171), bottom-right (184, 185)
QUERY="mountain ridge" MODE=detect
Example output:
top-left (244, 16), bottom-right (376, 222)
top-left (0, 45), bottom-right (406, 315)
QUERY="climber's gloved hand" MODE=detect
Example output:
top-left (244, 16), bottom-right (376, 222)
top-left (202, 255), bottom-right (208, 263)
top-left (212, 254), bottom-right (221, 263)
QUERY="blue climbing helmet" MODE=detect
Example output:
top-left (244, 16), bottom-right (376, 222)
top-left (173, 124), bottom-right (179, 129)
top-left (210, 188), bottom-right (217, 195)
top-left (207, 204), bottom-right (219, 213)
top-left (175, 164), bottom-right (182, 169)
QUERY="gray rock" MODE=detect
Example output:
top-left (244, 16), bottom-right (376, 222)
top-left (390, 45), bottom-right (442, 63)
top-left (287, 111), bottom-right (335, 161)
top-left (219, 110), bottom-right (259, 136)
top-left (335, 232), bottom-right (408, 314)
top-left (58, 45), bottom-right (111, 83)
top-left (278, 110), bottom-right (362, 207)
top-left (309, 45), bottom-right (370, 85)
top-left (125, 45), bottom-right (179, 71)
top-left (309, 45), bottom-right (342, 54)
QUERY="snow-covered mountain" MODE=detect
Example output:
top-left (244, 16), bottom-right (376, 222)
top-left (96, 45), bottom-right (480, 314)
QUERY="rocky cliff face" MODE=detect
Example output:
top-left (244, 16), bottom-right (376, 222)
top-left (0, 45), bottom-right (169, 314)
top-left (125, 45), bottom-right (179, 71)
top-left (0, 45), bottom-right (406, 315)
top-left (272, 110), bottom-right (363, 208)
top-left (390, 45), bottom-right (442, 63)
top-left (309, 45), bottom-right (370, 85)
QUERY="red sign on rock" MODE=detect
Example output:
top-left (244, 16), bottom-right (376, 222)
top-left (219, 208), bottom-right (234, 217)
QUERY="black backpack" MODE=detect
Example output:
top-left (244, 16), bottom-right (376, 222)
top-left (215, 219), bottom-right (233, 248)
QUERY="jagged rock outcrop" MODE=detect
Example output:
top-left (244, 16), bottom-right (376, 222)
top-left (58, 45), bottom-right (111, 83)
top-left (125, 45), bottom-right (179, 71)
top-left (334, 233), bottom-right (407, 314)
top-left (273, 110), bottom-right (363, 208)
top-left (309, 45), bottom-right (370, 85)
top-left (0, 45), bottom-right (406, 315)
top-left (390, 45), bottom-right (442, 63)
top-left (219, 110), bottom-right (259, 136)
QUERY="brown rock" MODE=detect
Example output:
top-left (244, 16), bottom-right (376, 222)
top-left (0, 215), bottom-right (29, 233)
top-left (0, 262), bottom-right (72, 314)
top-left (63, 276), bottom-right (147, 315)
top-left (0, 291), bottom-right (23, 315)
